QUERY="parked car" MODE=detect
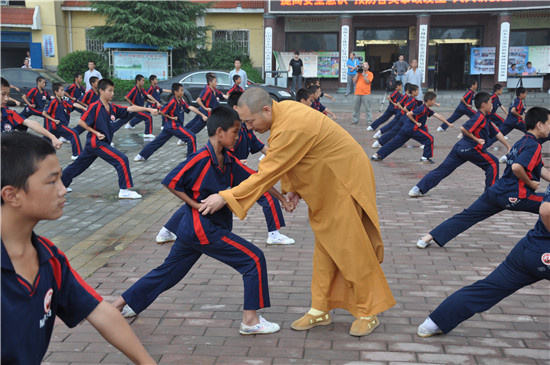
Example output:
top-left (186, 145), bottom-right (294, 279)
top-left (157, 70), bottom-right (294, 105)
top-left (1, 68), bottom-right (70, 103)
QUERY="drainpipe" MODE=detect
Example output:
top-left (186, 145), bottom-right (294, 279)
top-left (68, 11), bottom-right (73, 53)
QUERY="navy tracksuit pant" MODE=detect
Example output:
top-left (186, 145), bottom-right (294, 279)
top-left (49, 124), bottom-right (82, 156)
top-left (139, 126), bottom-right (197, 158)
top-left (429, 238), bottom-right (550, 334)
top-left (487, 118), bottom-right (526, 147)
top-left (122, 232), bottom-right (270, 313)
top-left (416, 145), bottom-right (499, 194)
top-left (127, 111), bottom-right (153, 134)
top-left (486, 113), bottom-right (504, 129)
top-left (61, 141), bottom-right (133, 189)
top-left (377, 125), bottom-right (433, 160)
top-left (380, 113), bottom-right (403, 135)
top-left (379, 115), bottom-right (406, 146)
top-left (185, 107), bottom-right (209, 134)
top-left (440, 104), bottom-right (475, 131)
top-left (431, 190), bottom-right (544, 247)
top-left (165, 192), bottom-right (286, 234)
top-left (370, 106), bottom-right (397, 130)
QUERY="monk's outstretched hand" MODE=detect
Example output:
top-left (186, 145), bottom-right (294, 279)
top-left (285, 192), bottom-right (301, 212)
top-left (199, 194), bottom-right (226, 215)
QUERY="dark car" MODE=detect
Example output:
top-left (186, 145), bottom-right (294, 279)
top-left (1, 68), bottom-right (70, 103)
top-left (157, 70), bottom-right (294, 106)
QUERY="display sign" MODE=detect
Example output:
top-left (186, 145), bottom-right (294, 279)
top-left (318, 52), bottom-right (340, 78)
top-left (270, 0), bottom-right (543, 14)
top-left (276, 52), bottom-right (318, 78)
top-left (470, 47), bottom-right (495, 75)
top-left (508, 46), bottom-right (529, 73)
top-left (528, 46), bottom-right (550, 74)
top-left (43, 35), bottom-right (55, 58)
top-left (265, 27), bottom-right (273, 73)
top-left (340, 25), bottom-right (349, 83)
top-left (498, 22), bottom-right (510, 82)
top-left (418, 24), bottom-right (427, 83)
top-left (113, 51), bottom-right (168, 80)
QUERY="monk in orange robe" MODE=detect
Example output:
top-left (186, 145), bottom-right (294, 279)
top-left (200, 88), bottom-right (395, 336)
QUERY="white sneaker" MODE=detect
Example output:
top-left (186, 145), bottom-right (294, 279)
top-left (111, 142), bottom-right (115, 147)
top-left (419, 145), bottom-right (424, 150)
top-left (417, 323), bottom-right (443, 338)
top-left (121, 304), bottom-right (137, 318)
top-left (267, 233), bottom-right (295, 245)
top-left (373, 130), bottom-right (382, 139)
top-left (177, 139), bottom-right (186, 146)
top-left (59, 137), bottom-right (69, 143)
top-left (436, 126), bottom-right (444, 132)
top-left (143, 134), bottom-right (155, 139)
top-left (457, 133), bottom-right (463, 139)
top-left (118, 189), bottom-right (142, 199)
top-left (499, 155), bottom-right (508, 163)
top-left (409, 186), bottom-right (423, 197)
top-left (134, 154), bottom-right (146, 162)
top-left (416, 238), bottom-right (431, 249)
top-left (504, 136), bottom-right (509, 140)
top-left (66, 187), bottom-right (72, 193)
top-left (71, 155), bottom-right (78, 160)
top-left (239, 315), bottom-right (280, 335)
top-left (125, 123), bottom-right (134, 129)
top-left (156, 229), bottom-right (177, 244)
top-left (372, 140), bottom-right (381, 148)
top-left (366, 126), bottom-right (374, 131)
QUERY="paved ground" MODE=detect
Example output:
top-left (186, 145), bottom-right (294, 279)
top-left (17, 95), bottom-right (548, 364)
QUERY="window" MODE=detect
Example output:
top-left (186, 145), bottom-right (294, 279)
top-left (21, 70), bottom-right (37, 83)
top-left (286, 33), bottom-right (338, 52)
top-left (214, 72), bottom-right (229, 86)
top-left (213, 30), bottom-right (249, 55)
top-left (85, 29), bottom-right (103, 53)
top-left (2, 69), bottom-right (20, 84)
top-left (510, 29), bottom-right (550, 46)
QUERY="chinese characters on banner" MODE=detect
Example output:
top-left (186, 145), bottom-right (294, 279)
top-left (265, 27), bottom-right (273, 74)
top-left (43, 35), bottom-right (55, 58)
top-left (418, 24), bottom-right (427, 83)
top-left (113, 52), bottom-right (169, 80)
top-left (498, 22), bottom-right (510, 82)
top-left (340, 25), bottom-right (349, 83)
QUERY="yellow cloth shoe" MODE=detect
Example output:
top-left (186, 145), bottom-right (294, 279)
top-left (349, 315), bottom-right (380, 337)
top-left (291, 312), bottom-right (332, 331)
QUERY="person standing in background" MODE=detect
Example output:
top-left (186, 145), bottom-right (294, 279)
top-left (404, 59), bottom-right (423, 101)
top-left (392, 54), bottom-right (409, 84)
top-left (229, 58), bottom-right (248, 89)
top-left (345, 52), bottom-right (360, 96)
top-left (352, 61), bottom-right (374, 126)
top-left (84, 61), bottom-right (102, 92)
top-left (288, 51), bottom-right (304, 93)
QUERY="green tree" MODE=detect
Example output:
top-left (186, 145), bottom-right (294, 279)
top-left (57, 50), bottom-right (109, 82)
top-left (89, 1), bottom-right (211, 71)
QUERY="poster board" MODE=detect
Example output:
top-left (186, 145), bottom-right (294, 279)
top-left (470, 47), bottom-right (495, 75)
top-left (528, 46), bottom-right (550, 74)
top-left (317, 52), bottom-right (340, 78)
top-left (276, 52), bottom-right (318, 78)
top-left (508, 46), bottom-right (529, 73)
top-left (113, 51), bottom-right (169, 80)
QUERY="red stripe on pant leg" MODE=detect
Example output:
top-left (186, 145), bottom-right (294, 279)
top-left (263, 193), bottom-right (281, 230)
top-left (138, 112), bottom-right (153, 134)
top-left (527, 194), bottom-right (544, 202)
top-left (178, 126), bottom-right (196, 152)
top-left (418, 129), bottom-right (434, 157)
top-left (98, 146), bottom-right (132, 188)
top-left (476, 149), bottom-right (498, 186)
top-left (221, 236), bottom-right (264, 308)
top-left (61, 125), bottom-right (81, 154)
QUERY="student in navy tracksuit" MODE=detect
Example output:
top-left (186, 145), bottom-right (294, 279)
top-left (372, 91), bottom-right (452, 164)
top-left (409, 92), bottom-right (511, 197)
top-left (417, 192), bottom-right (550, 338)
top-left (64, 73), bottom-right (86, 113)
top-left (61, 79), bottom-right (159, 199)
top-left (373, 84), bottom-right (420, 148)
top-left (438, 79), bottom-right (477, 131)
top-left (185, 73), bottom-right (228, 134)
top-left (124, 74), bottom-right (160, 138)
top-left (113, 107), bottom-right (283, 335)
top-left (73, 76), bottom-right (100, 135)
top-left (416, 106), bottom-right (550, 249)
top-left (497, 87), bottom-right (527, 139)
top-left (1, 77), bottom-right (62, 148)
top-left (42, 83), bottom-right (86, 159)
top-left (228, 74), bottom-right (244, 95)
top-left (134, 83), bottom-right (206, 161)
top-left (368, 81), bottom-right (403, 131)
top-left (486, 83), bottom-right (507, 128)
top-left (372, 84), bottom-right (411, 141)
top-left (308, 85), bottom-right (336, 119)
top-left (0, 132), bottom-right (155, 364)
top-left (145, 74), bottom-right (168, 107)
top-left (20, 76), bottom-right (53, 125)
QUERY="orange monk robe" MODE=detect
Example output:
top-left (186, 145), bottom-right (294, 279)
top-left (220, 101), bottom-right (395, 317)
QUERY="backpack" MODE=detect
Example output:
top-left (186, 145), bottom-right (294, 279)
top-left (386, 74), bottom-right (397, 91)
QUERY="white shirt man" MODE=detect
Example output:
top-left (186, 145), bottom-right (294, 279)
top-left (229, 59), bottom-right (247, 89)
top-left (84, 61), bottom-right (102, 91)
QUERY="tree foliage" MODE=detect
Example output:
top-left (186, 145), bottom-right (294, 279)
top-left (57, 50), bottom-right (109, 82)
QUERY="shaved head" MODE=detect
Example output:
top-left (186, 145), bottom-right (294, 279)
top-left (237, 87), bottom-right (272, 114)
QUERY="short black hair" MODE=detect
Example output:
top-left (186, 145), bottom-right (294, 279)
top-left (525, 107), bottom-right (550, 131)
top-left (52, 83), bottom-right (64, 93)
top-left (294, 51), bottom-right (299, 56)
top-left (149, 75), bottom-right (157, 82)
top-left (73, 73), bottom-right (82, 81)
top-left (98, 78), bottom-right (114, 91)
top-left (206, 73), bottom-right (217, 85)
top-left (404, 83), bottom-right (411, 92)
top-left (510, 63), bottom-right (516, 67)
top-left (424, 91), bottom-right (436, 102)
top-left (89, 76), bottom-right (99, 85)
top-left (233, 74), bottom-right (241, 83)
top-left (1, 77), bottom-right (10, 88)
top-left (227, 91), bottom-right (243, 108)
top-left (307, 85), bottom-right (320, 94)
top-left (516, 87), bottom-right (526, 97)
top-left (135, 74), bottom-right (144, 83)
top-left (526, 61), bottom-right (532, 66)
top-left (88, 60), bottom-right (95, 64)
top-left (408, 84), bottom-right (418, 93)
top-left (206, 106), bottom-right (240, 137)
top-left (234, 58), bottom-right (241, 63)
top-left (36, 76), bottom-right (45, 84)
top-left (296, 88), bottom-right (310, 102)
top-left (492, 83), bottom-right (503, 92)
top-left (170, 83), bottom-right (182, 96)
top-left (1, 132), bottom-right (56, 205)
top-left (396, 81), bottom-right (403, 86)
top-left (468, 79), bottom-right (478, 88)
top-left (474, 92), bottom-right (491, 109)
